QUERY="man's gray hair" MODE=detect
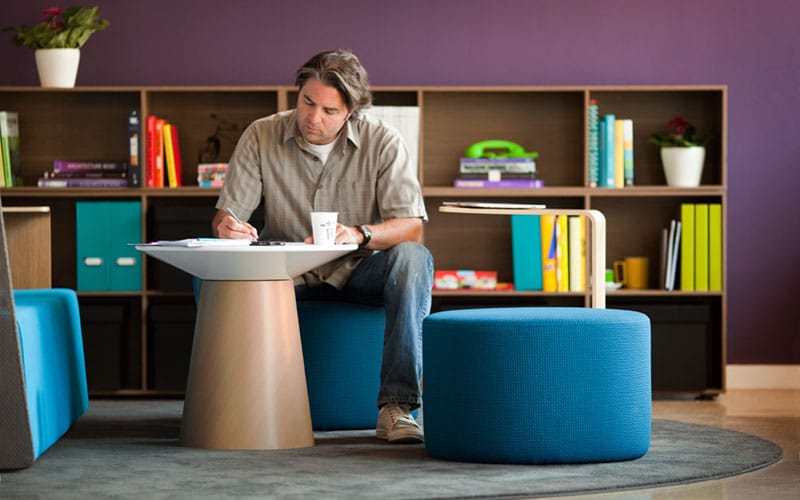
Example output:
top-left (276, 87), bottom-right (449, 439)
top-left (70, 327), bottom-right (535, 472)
top-left (295, 49), bottom-right (373, 118)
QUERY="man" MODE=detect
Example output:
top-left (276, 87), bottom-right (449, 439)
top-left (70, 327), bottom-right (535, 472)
top-left (211, 49), bottom-right (433, 444)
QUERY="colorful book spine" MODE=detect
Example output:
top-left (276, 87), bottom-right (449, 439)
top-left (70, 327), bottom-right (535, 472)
top-left (0, 111), bottom-right (22, 186)
top-left (163, 123), bottom-right (178, 188)
top-left (154, 118), bottom-right (165, 188)
top-left (38, 177), bottom-right (129, 188)
top-left (169, 123), bottom-right (182, 187)
top-left (145, 115), bottom-right (157, 187)
top-left (511, 214), bottom-right (543, 291)
top-left (556, 215), bottom-right (569, 292)
top-left (694, 203), bottom-right (709, 291)
top-left (0, 136), bottom-right (6, 186)
top-left (622, 119), bottom-right (634, 186)
top-left (127, 109), bottom-right (142, 187)
top-left (459, 157), bottom-right (537, 174)
top-left (602, 114), bottom-right (616, 188)
top-left (53, 160), bottom-right (128, 174)
top-left (709, 203), bottom-right (723, 291)
top-left (680, 203), bottom-right (695, 291)
top-left (587, 100), bottom-right (599, 187)
top-left (540, 214), bottom-right (558, 292)
top-left (568, 215), bottom-right (586, 292)
top-left (453, 178), bottom-right (544, 189)
top-left (614, 119), bottom-right (625, 189)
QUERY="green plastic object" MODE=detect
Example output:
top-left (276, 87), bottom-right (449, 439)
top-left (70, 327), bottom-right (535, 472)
top-left (464, 140), bottom-right (539, 159)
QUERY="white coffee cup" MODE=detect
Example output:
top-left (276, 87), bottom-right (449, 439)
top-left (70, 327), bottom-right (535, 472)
top-left (310, 212), bottom-right (338, 245)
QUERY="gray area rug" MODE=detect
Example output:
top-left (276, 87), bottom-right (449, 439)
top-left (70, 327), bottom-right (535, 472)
top-left (0, 400), bottom-right (783, 499)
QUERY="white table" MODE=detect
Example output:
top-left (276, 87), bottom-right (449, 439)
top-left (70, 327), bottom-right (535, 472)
top-left (136, 242), bottom-right (357, 450)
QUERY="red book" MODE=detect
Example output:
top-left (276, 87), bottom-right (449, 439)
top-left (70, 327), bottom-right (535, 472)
top-left (145, 115), bottom-right (157, 187)
top-left (154, 118), bottom-right (165, 188)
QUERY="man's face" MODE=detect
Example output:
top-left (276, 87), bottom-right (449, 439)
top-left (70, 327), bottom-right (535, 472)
top-left (296, 77), bottom-right (350, 145)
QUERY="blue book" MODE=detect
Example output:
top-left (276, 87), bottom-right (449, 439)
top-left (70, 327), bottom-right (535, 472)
top-left (511, 215), bottom-right (543, 291)
top-left (602, 114), bottom-right (616, 187)
top-left (587, 100), bottom-right (599, 187)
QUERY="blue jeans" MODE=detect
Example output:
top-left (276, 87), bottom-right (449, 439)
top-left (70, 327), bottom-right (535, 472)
top-left (295, 241), bottom-right (433, 410)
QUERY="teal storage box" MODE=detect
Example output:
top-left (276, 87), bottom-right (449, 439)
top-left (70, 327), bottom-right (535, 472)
top-left (76, 201), bottom-right (142, 291)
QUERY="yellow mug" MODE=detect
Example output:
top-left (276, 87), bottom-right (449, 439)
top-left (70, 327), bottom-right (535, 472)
top-left (613, 256), bottom-right (650, 289)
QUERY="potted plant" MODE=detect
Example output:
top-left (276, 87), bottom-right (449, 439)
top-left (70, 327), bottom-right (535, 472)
top-left (649, 116), bottom-right (708, 187)
top-left (4, 6), bottom-right (109, 88)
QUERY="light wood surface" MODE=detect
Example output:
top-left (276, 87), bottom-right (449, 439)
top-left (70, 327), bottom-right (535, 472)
top-left (2, 206), bottom-right (51, 289)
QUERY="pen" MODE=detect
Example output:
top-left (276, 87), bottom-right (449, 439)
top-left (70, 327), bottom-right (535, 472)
top-left (226, 207), bottom-right (243, 224)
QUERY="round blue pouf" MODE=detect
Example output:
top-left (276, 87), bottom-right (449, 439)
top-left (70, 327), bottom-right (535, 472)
top-left (422, 307), bottom-right (651, 464)
top-left (297, 301), bottom-right (385, 430)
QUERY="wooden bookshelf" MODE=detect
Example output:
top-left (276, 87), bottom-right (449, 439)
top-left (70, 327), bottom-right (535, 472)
top-left (0, 85), bottom-right (727, 397)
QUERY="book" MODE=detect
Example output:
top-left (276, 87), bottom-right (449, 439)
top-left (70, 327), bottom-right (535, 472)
top-left (458, 172), bottom-right (537, 180)
top-left (197, 163), bottom-right (228, 187)
top-left (37, 177), bottom-right (129, 188)
top-left (153, 118), bottom-right (165, 188)
top-left (0, 111), bottom-right (22, 186)
top-left (665, 219), bottom-right (682, 291)
top-left (601, 114), bottom-right (616, 188)
top-left (433, 270), bottom-right (497, 290)
top-left (694, 203), bottom-right (709, 291)
top-left (511, 214), bottom-right (543, 291)
top-left (145, 115), bottom-right (157, 187)
top-left (614, 119), bottom-right (625, 189)
top-left (659, 226), bottom-right (669, 290)
top-left (0, 138), bottom-right (5, 186)
top-left (459, 157), bottom-right (537, 175)
top-left (48, 171), bottom-right (127, 179)
top-left (556, 215), bottom-right (569, 291)
top-left (53, 160), bottom-right (128, 174)
top-left (454, 178), bottom-right (544, 189)
top-left (127, 110), bottom-right (142, 187)
top-left (540, 214), bottom-right (558, 292)
top-left (169, 122), bottom-right (182, 187)
top-left (568, 215), bottom-right (586, 292)
top-left (163, 123), bottom-right (178, 188)
top-left (622, 119), bottom-right (634, 186)
top-left (680, 203), bottom-right (695, 291)
top-left (587, 99), bottom-right (599, 187)
top-left (709, 203), bottom-right (722, 291)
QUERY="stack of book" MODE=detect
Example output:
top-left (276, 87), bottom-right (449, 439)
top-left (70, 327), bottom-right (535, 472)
top-left (145, 115), bottom-right (183, 188)
top-left (37, 160), bottom-right (130, 188)
top-left (0, 110), bottom-right (23, 187)
top-left (511, 214), bottom-right (586, 292)
top-left (588, 100), bottom-right (634, 188)
top-left (197, 163), bottom-right (228, 187)
top-left (660, 203), bottom-right (722, 291)
top-left (454, 157), bottom-right (542, 189)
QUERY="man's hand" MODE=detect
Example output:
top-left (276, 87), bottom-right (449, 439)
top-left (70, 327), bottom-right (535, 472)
top-left (212, 209), bottom-right (258, 240)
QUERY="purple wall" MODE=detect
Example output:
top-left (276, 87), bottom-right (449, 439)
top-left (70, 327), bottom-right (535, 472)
top-left (2, 0), bottom-right (798, 364)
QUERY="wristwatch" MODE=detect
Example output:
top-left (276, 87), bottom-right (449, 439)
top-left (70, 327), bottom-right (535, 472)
top-left (356, 224), bottom-right (372, 248)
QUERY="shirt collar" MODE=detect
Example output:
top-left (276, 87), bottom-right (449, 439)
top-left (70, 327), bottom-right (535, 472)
top-left (283, 109), bottom-right (360, 152)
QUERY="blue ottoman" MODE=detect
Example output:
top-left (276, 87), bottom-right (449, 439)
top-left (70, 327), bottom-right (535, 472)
top-left (423, 307), bottom-right (651, 464)
top-left (297, 301), bottom-right (385, 430)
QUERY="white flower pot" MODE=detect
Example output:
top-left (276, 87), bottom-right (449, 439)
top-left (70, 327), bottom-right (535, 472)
top-left (35, 48), bottom-right (81, 88)
top-left (660, 146), bottom-right (705, 187)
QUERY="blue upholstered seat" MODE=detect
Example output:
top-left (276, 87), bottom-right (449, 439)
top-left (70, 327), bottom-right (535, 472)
top-left (17, 291), bottom-right (88, 454)
top-left (423, 307), bottom-right (651, 464)
top-left (297, 301), bottom-right (384, 430)
top-left (0, 198), bottom-right (89, 470)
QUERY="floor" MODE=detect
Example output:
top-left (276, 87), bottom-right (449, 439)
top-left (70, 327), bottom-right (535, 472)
top-left (579, 389), bottom-right (800, 499)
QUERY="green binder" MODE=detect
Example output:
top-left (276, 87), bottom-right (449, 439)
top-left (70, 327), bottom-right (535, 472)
top-left (77, 201), bottom-right (142, 291)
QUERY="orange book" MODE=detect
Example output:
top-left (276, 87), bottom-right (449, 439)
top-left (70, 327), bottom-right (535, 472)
top-left (169, 123), bottom-right (182, 186)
